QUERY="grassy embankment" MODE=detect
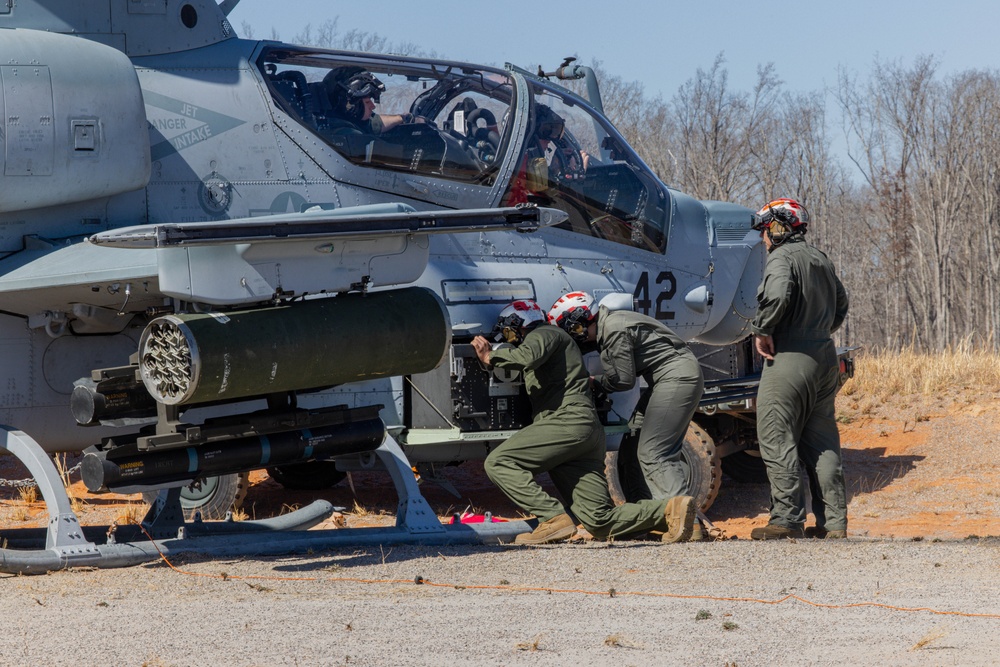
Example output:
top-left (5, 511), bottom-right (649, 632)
top-left (840, 341), bottom-right (1000, 413)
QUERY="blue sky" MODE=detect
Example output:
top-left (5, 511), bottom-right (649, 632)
top-left (228, 1), bottom-right (1000, 101)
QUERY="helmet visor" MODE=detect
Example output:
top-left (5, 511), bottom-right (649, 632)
top-left (537, 118), bottom-right (565, 141)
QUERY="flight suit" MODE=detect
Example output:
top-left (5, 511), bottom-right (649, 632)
top-left (593, 308), bottom-right (705, 501)
top-left (752, 236), bottom-right (850, 531)
top-left (324, 113), bottom-right (385, 136)
top-left (484, 324), bottom-right (669, 539)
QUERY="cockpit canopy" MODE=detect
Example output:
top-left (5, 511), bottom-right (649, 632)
top-left (259, 48), bottom-right (512, 185)
top-left (504, 79), bottom-right (669, 253)
top-left (257, 47), bottom-right (670, 254)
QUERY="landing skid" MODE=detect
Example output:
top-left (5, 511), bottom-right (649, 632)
top-left (0, 429), bottom-right (530, 574)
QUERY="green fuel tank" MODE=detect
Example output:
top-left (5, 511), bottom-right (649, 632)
top-left (138, 287), bottom-right (451, 405)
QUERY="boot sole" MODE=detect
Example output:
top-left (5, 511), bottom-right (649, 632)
top-left (662, 496), bottom-right (696, 544)
top-left (750, 529), bottom-right (805, 540)
top-left (513, 523), bottom-right (577, 545)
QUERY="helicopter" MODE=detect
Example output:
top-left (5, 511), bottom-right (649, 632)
top-left (0, 0), bottom-right (797, 571)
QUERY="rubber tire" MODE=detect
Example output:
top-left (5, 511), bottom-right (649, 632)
top-left (605, 422), bottom-right (722, 512)
top-left (142, 472), bottom-right (249, 520)
top-left (720, 449), bottom-right (770, 484)
top-left (683, 422), bottom-right (722, 512)
top-left (266, 461), bottom-right (347, 490)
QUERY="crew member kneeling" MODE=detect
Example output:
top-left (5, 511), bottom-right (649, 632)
top-left (471, 300), bottom-right (695, 545)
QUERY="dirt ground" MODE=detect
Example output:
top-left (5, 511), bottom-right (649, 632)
top-left (2, 391), bottom-right (999, 541)
top-left (4, 392), bottom-right (1000, 667)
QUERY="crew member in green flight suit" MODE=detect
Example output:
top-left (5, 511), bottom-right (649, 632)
top-left (748, 198), bottom-right (850, 540)
top-left (547, 291), bottom-right (704, 505)
top-left (471, 299), bottom-right (695, 545)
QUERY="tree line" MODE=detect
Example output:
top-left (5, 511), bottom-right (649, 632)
top-left (594, 54), bottom-right (1000, 353)
top-left (249, 20), bottom-right (992, 352)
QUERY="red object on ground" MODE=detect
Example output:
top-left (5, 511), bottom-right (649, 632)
top-left (449, 512), bottom-right (508, 524)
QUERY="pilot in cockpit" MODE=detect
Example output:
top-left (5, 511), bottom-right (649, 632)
top-left (535, 104), bottom-right (590, 181)
top-left (507, 104), bottom-right (589, 204)
top-left (322, 66), bottom-right (424, 138)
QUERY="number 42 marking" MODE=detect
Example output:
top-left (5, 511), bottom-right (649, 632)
top-left (633, 271), bottom-right (676, 320)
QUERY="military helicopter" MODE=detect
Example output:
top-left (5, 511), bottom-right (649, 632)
top-left (0, 0), bottom-right (786, 571)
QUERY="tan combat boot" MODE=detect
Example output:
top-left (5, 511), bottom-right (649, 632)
top-left (750, 523), bottom-right (804, 540)
top-left (805, 526), bottom-right (848, 539)
top-left (661, 495), bottom-right (696, 543)
top-left (514, 513), bottom-right (577, 545)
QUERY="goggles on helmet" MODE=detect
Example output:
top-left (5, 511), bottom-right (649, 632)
top-left (751, 198), bottom-right (809, 233)
top-left (342, 71), bottom-right (385, 103)
top-left (492, 313), bottom-right (524, 344)
top-left (751, 206), bottom-right (797, 231)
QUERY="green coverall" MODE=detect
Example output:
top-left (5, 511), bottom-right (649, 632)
top-left (752, 236), bottom-right (850, 531)
top-left (593, 307), bottom-right (705, 501)
top-left (484, 323), bottom-right (669, 540)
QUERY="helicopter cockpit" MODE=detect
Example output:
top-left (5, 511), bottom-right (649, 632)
top-left (258, 48), bottom-right (512, 185)
top-left (257, 48), bottom-right (670, 254)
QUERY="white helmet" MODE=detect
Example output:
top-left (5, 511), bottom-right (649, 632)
top-left (493, 300), bottom-right (546, 344)
top-left (751, 197), bottom-right (810, 245)
top-left (547, 291), bottom-right (595, 342)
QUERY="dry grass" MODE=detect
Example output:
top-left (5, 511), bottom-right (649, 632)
top-left (842, 341), bottom-right (1000, 398)
top-left (515, 634), bottom-right (545, 652)
top-left (114, 503), bottom-right (144, 526)
top-left (53, 454), bottom-right (86, 514)
top-left (16, 485), bottom-right (37, 505)
top-left (910, 624), bottom-right (951, 650)
top-left (9, 503), bottom-right (31, 522)
top-left (6, 485), bottom-right (38, 523)
top-left (603, 634), bottom-right (641, 649)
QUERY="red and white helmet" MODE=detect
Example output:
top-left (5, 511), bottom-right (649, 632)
top-left (751, 197), bottom-right (810, 233)
top-left (548, 291), bottom-right (596, 342)
top-left (493, 300), bottom-right (546, 343)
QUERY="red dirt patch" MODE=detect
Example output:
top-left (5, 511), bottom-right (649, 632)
top-left (2, 393), bottom-right (998, 541)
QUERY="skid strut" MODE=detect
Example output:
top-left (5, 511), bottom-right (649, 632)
top-left (0, 429), bottom-right (530, 574)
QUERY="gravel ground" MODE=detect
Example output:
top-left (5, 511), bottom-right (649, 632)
top-left (2, 537), bottom-right (999, 667)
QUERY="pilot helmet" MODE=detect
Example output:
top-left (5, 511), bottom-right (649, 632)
top-left (493, 300), bottom-right (547, 344)
top-left (534, 104), bottom-right (565, 142)
top-left (751, 197), bottom-right (810, 244)
top-left (324, 66), bottom-right (386, 122)
top-left (548, 291), bottom-right (596, 343)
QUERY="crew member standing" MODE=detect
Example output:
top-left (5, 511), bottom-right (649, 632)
top-left (749, 198), bottom-right (850, 540)
top-left (471, 300), bottom-right (695, 545)
top-left (548, 292), bottom-right (704, 504)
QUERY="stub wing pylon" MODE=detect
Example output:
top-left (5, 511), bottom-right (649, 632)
top-left (87, 203), bottom-right (567, 248)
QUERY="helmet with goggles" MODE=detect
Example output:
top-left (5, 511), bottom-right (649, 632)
top-left (547, 291), bottom-right (596, 343)
top-left (751, 198), bottom-right (810, 234)
top-left (492, 300), bottom-right (547, 344)
top-left (324, 67), bottom-right (386, 122)
top-left (534, 104), bottom-right (566, 142)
